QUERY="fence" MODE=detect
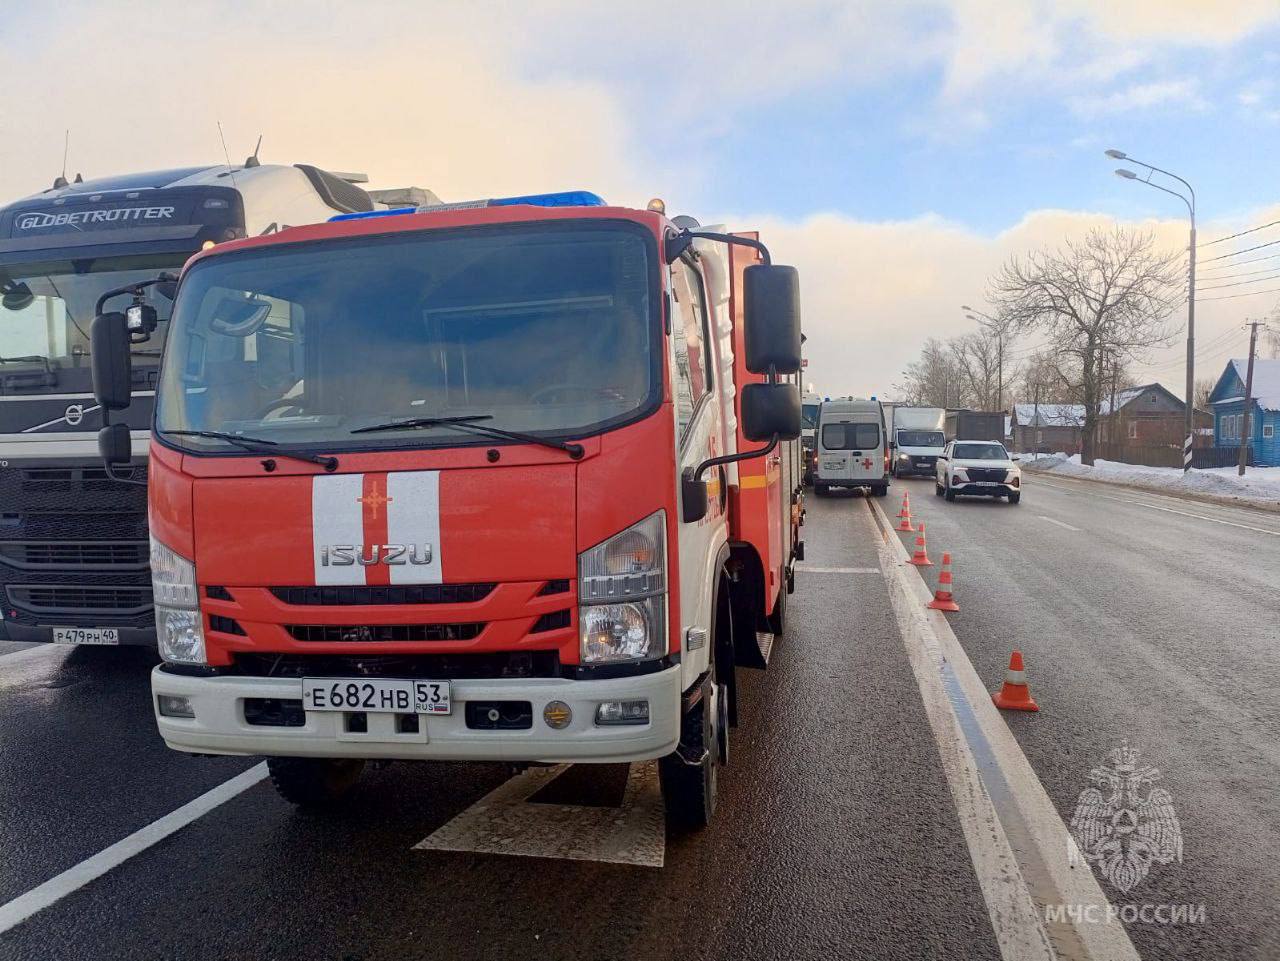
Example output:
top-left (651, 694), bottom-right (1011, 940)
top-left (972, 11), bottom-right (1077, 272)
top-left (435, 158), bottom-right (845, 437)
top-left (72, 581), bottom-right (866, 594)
top-left (1095, 442), bottom-right (1253, 469)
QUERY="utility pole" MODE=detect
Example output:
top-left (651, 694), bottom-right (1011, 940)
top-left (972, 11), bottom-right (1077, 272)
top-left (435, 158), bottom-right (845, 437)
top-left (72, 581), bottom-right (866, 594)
top-left (1239, 320), bottom-right (1266, 476)
top-left (1109, 352), bottom-right (1119, 454)
top-left (1033, 382), bottom-right (1041, 455)
top-left (1186, 225), bottom-right (1196, 472)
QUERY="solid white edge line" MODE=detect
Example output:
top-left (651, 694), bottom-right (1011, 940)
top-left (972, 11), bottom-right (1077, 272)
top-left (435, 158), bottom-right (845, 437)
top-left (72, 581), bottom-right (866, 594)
top-left (1037, 515), bottom-right (1083, 532)
top-left (0, 763), bottom-right (268, 936)
top-left (869, 499), bottom-right (1140, 961)
top-left (869, 508), bottom-right (1055, 961)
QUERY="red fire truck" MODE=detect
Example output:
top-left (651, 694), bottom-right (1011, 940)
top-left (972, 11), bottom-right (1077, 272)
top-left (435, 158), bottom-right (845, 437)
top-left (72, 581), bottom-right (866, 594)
top-left (91, 191), bottom-right (803, 825)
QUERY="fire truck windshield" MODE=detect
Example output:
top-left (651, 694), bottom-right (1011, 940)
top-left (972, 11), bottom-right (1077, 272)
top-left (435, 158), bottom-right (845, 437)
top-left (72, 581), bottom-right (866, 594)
top-left (0, 256), bottom-right (176, 380)
top-left (155, 222), bottom-right (658, 452)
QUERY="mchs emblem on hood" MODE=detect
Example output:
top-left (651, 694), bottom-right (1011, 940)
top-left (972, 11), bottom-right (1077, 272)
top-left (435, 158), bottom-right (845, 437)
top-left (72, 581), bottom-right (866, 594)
top-left (320, 544), bottom-right (433, 567)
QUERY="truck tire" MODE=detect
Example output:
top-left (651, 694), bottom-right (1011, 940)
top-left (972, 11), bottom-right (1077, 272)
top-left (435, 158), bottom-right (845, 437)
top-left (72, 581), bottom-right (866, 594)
top-left (661, 667), bottom-right (722, 830)
top-left (872, 483), bottom-right (888, 497)
top-left (945, 479), bottom-right (956, 502)
top-left (813, 483), bottom-right (828, 497)
top-left (1008, 492), bottom-right (1021, 505)
top-left (267, 757), bottom-right (365, 808)
top-left (935, 479), bottom-right (944, 496)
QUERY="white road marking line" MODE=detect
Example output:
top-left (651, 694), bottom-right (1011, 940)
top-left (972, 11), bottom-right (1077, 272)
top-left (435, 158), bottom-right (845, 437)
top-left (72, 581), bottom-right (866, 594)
top-left (795, 565), bottom-right (881, 574)
top-left (1035, 478), bottom-right (1280, 537)
top-left (0, 763), bottom-right (268, 935)
top-left (1036, 515), bottom-right (1082, 532)
top-left (867, 499), bottom-right (1140, 961)
top-left (415, 761), bottom-right (664, 867)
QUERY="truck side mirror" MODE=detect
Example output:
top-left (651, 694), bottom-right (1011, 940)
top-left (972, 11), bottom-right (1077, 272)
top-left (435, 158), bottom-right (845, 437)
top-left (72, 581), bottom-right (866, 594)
top-left (741, 383), bottom-right (801, 441)
top-left (743, 265), bottom-right (801, 374)
top-left (91, 312), bottom-right (133, 410)
top-left (680, 468), bottom-right (709, 523)
top-left (98, 422), bottom-right (132, 467)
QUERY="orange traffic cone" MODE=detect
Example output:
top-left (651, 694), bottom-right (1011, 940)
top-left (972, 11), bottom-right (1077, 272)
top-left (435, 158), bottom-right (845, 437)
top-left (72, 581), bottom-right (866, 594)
top-left (927, 552), bottom-right (959, 612)
top-left (896, 496), bottom-right (916, 534)
top-left (991, 651), bottom-right (1039, 711)
top-left (909, 522), bottom-right (933, 566)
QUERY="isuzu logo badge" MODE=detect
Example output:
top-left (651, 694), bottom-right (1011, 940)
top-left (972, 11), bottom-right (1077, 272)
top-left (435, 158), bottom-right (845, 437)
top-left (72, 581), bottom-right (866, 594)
top-left (319, 544), bottom-right (433, 567)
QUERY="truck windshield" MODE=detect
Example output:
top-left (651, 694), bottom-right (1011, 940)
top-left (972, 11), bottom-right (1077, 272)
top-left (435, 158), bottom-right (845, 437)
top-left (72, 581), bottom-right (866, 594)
top-left (0, 256), bottom-right (176, 374)
top-left (897, 430), bottom-right (944, 447)
top-left (156, 223), bottom-right (657, 452)
top-left (802, 403), bottom-right (820, 429)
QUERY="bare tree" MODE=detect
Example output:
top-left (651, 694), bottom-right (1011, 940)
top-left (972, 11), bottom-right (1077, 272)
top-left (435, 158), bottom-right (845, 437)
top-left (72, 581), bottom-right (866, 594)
top-left (989, 227), bottom-right (1182, 464)
top-left (1193, 376), bottom-right (1216, 411)
top-left (895, 337), bottom-right (967, 407)
top-left (950, 330), bottom-right (1003, 410)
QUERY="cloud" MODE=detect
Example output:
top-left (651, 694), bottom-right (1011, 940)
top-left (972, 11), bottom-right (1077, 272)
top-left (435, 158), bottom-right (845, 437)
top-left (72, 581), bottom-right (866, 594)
top-left (741, 206), bottom-right (1266, 401)
top-left (1069, 78), bottom-right (1208, 117)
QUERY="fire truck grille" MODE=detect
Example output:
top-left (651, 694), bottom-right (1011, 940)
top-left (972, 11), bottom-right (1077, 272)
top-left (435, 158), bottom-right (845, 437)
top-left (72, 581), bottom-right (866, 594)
top-left (285, 622), bottom-right (485, 643)
top-left (231, 650), bottom-right (559, 679)
top-left (270, 583), bottom-right (496, 606)
top-left (7, 584), bottom-right (153, 616)
top-left (0, 541), bottom-right (149, 570)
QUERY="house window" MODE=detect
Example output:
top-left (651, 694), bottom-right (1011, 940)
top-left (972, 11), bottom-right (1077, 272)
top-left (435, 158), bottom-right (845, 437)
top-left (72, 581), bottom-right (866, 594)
top-left (1128, 421), bottom-right (1138, 440)
top-left (1264, 424), bottom-right (1275, 440)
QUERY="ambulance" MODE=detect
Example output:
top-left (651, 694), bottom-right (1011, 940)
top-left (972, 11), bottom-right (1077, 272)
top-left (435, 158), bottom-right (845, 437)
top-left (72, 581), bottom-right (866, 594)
top-left (90, 191), bottom-right (803, 826)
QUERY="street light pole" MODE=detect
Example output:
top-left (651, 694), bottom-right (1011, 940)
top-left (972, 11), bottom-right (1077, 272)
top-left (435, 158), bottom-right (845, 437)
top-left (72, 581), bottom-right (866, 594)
top-left (1106, 149), bottom-right (1197, 471)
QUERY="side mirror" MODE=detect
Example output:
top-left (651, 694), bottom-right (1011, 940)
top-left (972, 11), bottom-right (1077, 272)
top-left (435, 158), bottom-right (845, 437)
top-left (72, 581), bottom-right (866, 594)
top-left (1011, 454), bottom-right (1021, 462)
top-left (98, 422), bottom-right (132, 467)
top-left (680, 468), bottom-right (708, 523)
top-left (741, 382), bottom-right (801, 441)
top-left (743, 265), bottom-right (801, 374)
top-left (91, 312), bottom-right (133, 410)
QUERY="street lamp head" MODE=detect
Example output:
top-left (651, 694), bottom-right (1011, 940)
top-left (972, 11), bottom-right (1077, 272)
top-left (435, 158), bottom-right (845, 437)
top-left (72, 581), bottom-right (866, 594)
top-left (1115, 168), bottom-right (1138, 180)
top-left (960, 304), bottom-right (973, 311)
top-left (1105, 149), bottom-right (1127, 160)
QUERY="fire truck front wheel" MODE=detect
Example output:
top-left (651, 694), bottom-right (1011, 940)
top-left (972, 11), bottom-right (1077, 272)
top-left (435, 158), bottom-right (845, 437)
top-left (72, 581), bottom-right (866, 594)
top-left (659, 674), bottom-right (720, 830)
top-left (267, 756), bottom-right (366, 808)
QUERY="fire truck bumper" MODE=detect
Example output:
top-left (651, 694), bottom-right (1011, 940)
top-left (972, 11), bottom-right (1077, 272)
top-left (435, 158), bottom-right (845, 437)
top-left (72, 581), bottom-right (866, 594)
top-left (150, 665), bottom-right (682, 763)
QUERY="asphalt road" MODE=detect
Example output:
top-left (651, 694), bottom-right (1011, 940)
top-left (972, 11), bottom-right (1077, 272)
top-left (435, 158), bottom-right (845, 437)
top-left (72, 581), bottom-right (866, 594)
top-left (0, 504), bottom-right (999, 961)
top-left (894, 469), bottom-right (1280, 960)
top-left (1, 475), bottom-right (1275, 959)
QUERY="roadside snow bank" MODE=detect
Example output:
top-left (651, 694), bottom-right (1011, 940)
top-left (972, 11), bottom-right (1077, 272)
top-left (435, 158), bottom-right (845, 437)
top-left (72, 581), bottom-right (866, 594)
top-left (1023, 454), bottom-right (1280, 508)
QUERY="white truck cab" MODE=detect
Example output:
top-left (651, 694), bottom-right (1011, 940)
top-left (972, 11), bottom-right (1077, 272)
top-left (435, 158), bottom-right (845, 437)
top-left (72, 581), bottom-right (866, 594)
top-left (814, 398), bottom-right (889, 497)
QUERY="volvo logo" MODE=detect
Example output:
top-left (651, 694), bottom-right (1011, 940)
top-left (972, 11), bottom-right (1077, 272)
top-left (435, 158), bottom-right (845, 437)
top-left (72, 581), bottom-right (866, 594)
top-left (319, 544), bottom-right (433, 567)
top-left (64, 404), bottom-right (85, 427)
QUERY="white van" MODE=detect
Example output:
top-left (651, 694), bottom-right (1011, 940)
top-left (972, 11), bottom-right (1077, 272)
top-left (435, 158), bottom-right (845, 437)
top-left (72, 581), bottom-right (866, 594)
top-left (814, 399), bottom-right (890, 496)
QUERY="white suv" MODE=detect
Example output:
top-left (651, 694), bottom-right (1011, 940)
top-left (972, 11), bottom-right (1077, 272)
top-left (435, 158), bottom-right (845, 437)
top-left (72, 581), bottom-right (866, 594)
top-left (935, 440), bottom-right (1021, 504)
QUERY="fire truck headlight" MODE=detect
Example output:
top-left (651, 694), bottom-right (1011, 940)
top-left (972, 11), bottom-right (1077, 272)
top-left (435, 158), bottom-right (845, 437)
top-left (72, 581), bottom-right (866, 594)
top-left (578, 512), bottom-right (667, 663)
top-left (150, 537), bottom-right (207, 664)
top-left (580, 596), bottom-right (665, 663)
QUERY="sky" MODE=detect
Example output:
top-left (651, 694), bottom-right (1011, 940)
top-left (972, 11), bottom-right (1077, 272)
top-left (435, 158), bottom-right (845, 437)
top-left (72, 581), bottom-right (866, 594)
top-left (3, 0), bottom-right (1280, 400)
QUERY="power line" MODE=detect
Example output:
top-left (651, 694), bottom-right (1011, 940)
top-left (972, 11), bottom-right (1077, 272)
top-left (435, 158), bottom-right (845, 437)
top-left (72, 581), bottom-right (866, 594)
top-left (1200, 237), bottom-right (1280, 264)
top-left (1197, 284), bottom-right (1280, 302)
top-left (1194, 263), bottom-right (1280, 281)
top-left (1198, 218), bottom-right (1280, 248)
top-left (1199, 250), bottom-right (1280, 273)
top-left (1197, 271), bottom-right (1280, 292)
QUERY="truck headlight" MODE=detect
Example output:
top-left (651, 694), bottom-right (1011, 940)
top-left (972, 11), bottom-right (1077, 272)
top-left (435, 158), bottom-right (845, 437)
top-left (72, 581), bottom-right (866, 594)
top-left (578, 511), bottom-right (667, 663)
top-left (150, 536), bottom-right (206, 664)
top-left (952, 468), bottom-right (968, 481)
top-left (898, 453), bottom-right (909, 461)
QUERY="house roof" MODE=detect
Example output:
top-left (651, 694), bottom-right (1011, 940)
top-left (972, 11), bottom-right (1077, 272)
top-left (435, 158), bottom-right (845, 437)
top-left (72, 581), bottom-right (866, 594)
top-left (1229, 359), bottom-right (1280, 411)
top-left (1013, 403), bottom-right (1084, 427)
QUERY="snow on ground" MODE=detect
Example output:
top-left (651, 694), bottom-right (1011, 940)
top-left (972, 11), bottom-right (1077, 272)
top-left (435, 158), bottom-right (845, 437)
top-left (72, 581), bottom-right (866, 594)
top-left (1021, 453), bottom-right (1280, 508)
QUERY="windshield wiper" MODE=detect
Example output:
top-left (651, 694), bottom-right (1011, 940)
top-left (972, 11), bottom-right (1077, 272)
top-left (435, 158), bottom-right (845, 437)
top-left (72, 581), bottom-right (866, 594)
top-left (162, 429), bottom-right (338, 471)
top-left (351, 415), bottom-right (584, 459)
